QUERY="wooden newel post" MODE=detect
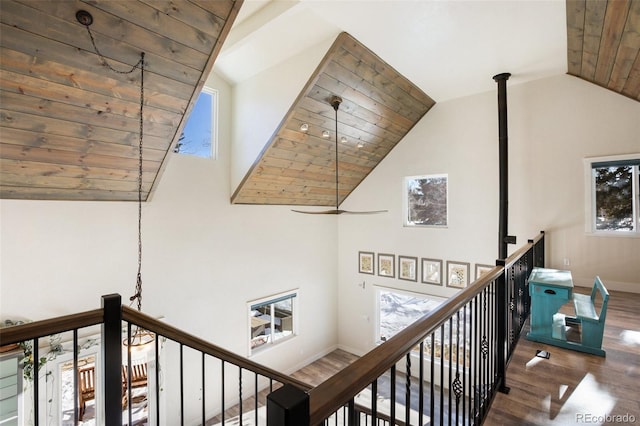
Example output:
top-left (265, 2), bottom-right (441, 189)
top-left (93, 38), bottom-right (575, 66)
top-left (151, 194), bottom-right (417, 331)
top-left (102, 294), bottom-right (123, 425)
top-left (267, 384), bottom-right (310, 426)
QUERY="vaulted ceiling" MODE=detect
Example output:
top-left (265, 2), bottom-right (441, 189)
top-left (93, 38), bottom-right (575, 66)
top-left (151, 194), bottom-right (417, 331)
top-left (0, 0), bottom-right (241, 201)
top-left (1, 0), bottom-right (638, 203)
top-left (567, 0), bottom-right (640, 101)
top-left (230, 32), bottom-right (435, 207)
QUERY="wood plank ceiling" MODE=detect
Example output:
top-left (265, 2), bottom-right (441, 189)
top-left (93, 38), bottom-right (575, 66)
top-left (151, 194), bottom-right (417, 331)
top-left (0, 0), bottom-right (241, 201)
top-left (231, 32), bottom-right (436, 207)
top-left (1, 1), bottom-right (637, 203)
top-left (566, 0), bottom-right (640, 101)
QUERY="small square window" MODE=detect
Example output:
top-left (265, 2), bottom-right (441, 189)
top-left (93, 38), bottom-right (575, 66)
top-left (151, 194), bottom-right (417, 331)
top-left (248, 291), bottom-right (297, 355)
top-left (174, 88), bottom-right (217, 159)
top-left (585, 155), bottom-right (640, 235)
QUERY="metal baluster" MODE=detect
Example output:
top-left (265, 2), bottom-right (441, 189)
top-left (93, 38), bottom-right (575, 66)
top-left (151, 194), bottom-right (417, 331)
top-left (453, 312), bottom-right (462, 426)
top-left (221, 360), bottom-right (225, 425)
top-left (73, 330), bottom-right (79, 424)
top-left (493, 282), bottom-right (497, 396)
top-left (239, 367), bottom-right (243, 425)
top-left (180, 343), bottom-right (184, 426)
top-left (254, 373), bottom-right (259, 425)
top-left (32, 338), bottom-right (39, 425)
top-left (430, 333), bottom-right (435, 426)
top-left (202, 353), bottom-right (206, 426)
top-left (155, 335), bottom-right (160, 425)
top-left (473, 295), bottom-right (479, 424)
top-left (419, 341), bottom-right (424, 425)
top-left (372, 379), bottom-right (378, 425)
top-left (462, 304), bottom-right (468, 425)
top-left (448, 317), bottom-right (453, 426)
top-left (480, 290), bottom-right (487, 419)
top-left (128, 324), bottom-right (133, 426)
top-left (440, 324), bottom-right (444, 426)
top-left (390, 365), bottom-right (396, 425)
top-left (405, 353), bottom-right (411, 425)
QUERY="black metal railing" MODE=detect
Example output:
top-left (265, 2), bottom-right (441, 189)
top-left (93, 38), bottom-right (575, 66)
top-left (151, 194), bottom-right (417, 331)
top-left (0, 295), bottom-right (309, 426)
top-left (269, 231), bottom-right (545, 426)
top-left (0, 232), bottom-right (544, 426)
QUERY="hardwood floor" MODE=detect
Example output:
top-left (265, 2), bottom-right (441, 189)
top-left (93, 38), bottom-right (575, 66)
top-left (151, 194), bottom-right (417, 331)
top-left (291, 349), bottom-right (359, 386)
top-left (486, 288), bottom-right (640, 425)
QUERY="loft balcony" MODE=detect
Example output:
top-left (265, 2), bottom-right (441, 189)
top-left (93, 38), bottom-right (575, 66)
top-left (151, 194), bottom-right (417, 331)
top-left (1, 233), bottom-right (638, 425)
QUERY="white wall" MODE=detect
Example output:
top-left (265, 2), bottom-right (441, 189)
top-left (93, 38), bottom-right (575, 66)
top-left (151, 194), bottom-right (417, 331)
top-left (0, 71), bottom-right (339, 378)
top-left (337, 74), bottom-right (640, 355)
top-left (230, 36), bottom-right (335, 191)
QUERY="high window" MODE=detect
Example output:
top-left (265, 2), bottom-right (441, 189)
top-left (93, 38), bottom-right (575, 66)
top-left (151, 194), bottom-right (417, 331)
top-left (585, 155), bottom-right (640, 235)
top-left (174, 87), bottom-right (218, 159)
top-left (248, 291), bottom-right (296, 355)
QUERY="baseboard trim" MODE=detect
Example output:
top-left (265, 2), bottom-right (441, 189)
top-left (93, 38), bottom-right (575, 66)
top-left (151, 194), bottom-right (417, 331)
top-left (283, 343), bottom-right (340, 376)
top-left (336, 343), bottom-right (367, 357)
top-left (573, 277), bottom-right (640, 294)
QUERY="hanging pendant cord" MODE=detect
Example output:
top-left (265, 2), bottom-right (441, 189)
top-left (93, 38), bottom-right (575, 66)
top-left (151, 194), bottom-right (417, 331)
top-left (80, 21), bottom-right (145, 311)
top-left (134, 54), bottom-right (145, 312)
top-left (82, 24), bottom-right (143, 74)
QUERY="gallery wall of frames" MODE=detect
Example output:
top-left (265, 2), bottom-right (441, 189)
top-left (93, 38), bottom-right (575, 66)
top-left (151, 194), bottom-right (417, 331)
top-left (358, 251), bottom-right (494, 289)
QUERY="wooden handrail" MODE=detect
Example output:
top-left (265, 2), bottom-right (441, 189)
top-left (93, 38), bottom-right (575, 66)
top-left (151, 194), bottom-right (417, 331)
top-left (0, 309), bottom-right (103, 346)
top-left (307, 267), bottom-right (503, 425)
top-left (0, 304), bottom-right (311, 393)
top-left (122, 306), bottom-right (312, 391)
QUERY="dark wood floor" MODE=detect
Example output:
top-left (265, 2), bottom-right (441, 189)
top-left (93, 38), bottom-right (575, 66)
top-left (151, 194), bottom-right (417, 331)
top-left (486, 288), bottom-right (640, 425)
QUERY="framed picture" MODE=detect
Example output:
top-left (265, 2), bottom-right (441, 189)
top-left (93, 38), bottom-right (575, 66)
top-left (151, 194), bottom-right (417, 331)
top-left (446, 261), bottom-right (470, 289)
top-left (404, 174), bottom-right (448, 227)
top-left (398, 256), bottom-right (418, 281)
top-left (378, 253), bottom-right (395, 278)
top-left (358, 251), bottom-right (375, 274)
top-left (475, 264), bottom-right (494, 280)
top-left (421, 258), bottom-right (442, 285)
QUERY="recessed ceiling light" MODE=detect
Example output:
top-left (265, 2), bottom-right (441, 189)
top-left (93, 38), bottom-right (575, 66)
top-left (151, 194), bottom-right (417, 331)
top-left (300, 123), bottom-right (309, 132)
top-left (322, 131), bottom-right (330, 138)
top-left (357, 142), bottom-right (364, 148)
top-left (340, 136), bottom-right (347, 143)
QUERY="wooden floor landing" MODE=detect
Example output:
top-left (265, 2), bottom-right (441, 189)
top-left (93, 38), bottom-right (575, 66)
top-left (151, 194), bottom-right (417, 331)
top-left (485, 288), bottom-right (640, 425)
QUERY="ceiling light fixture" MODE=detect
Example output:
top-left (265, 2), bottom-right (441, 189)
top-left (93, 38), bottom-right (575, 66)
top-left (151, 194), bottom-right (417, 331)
top-left (300, 123), bottom-right (309, 132)
top-left (322, 130), bottom-right (330, 138)
top-left (77, 10), bottom-right (154, 350)
top-left (292, 96), bottom-right (387, 215)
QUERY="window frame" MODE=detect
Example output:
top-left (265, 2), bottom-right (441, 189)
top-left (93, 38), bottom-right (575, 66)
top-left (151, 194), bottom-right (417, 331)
top-left (174, 86), bottom-right (218, 159)
top-left (403, 174), bottom-right (449, 227)
top-left (584, 154), bottom-right (640, 237)
top-left (247, 290), bottom-right (297, 356)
